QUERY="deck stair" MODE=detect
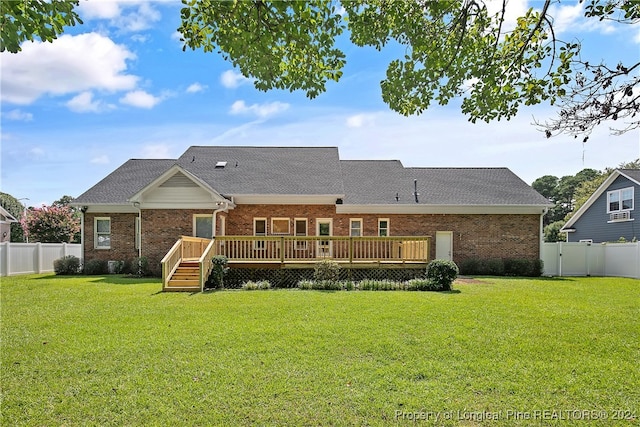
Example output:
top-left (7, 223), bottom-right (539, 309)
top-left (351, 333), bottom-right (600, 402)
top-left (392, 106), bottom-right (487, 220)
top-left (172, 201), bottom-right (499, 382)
top-left (164, 261), bottom-right (201, 292)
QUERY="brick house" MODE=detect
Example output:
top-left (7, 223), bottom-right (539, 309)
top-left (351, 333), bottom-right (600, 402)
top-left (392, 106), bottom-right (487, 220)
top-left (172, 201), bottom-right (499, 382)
top-left (72, 146), bottom-right (550, 289)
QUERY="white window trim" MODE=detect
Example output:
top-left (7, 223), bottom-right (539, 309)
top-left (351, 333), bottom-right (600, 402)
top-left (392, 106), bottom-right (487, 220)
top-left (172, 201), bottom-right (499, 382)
top-left (271, 217), bottom-right (290, 235)
top-left (94, 217), bottom-right (111, 250)
top-left (378, 218), bottom-right (390, 237)
top-left (607, 187), bottom-right (634, 213)
top-left (193, 214), bottom-right (214, 239)
top-left (350, 218), bottom-right (363, 237)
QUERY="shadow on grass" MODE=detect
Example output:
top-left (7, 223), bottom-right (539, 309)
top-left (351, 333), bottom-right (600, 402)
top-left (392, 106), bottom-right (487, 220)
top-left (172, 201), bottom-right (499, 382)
top-left (458, 275), bottom-right (578, 283)
top-left (33, 274), bottom-right (161, 286)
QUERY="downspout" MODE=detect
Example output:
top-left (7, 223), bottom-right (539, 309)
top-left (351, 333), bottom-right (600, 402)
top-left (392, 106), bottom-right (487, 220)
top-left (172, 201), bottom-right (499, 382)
top-left (80, 206), bottom-right (88, 266)
top-left (205, 201), bottom-right (229, 292)
top-left (540, 207), bottom-right (547, 267)
top-left (134, 202), bottom-right (142, 259)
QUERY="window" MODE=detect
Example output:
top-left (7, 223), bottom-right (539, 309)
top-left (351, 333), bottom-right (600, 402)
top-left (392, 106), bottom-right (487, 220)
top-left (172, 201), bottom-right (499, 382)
top-left (378, 219), bottom-right (389, 237)
top-left (194, 215), bottom-right (213, 239)
top-left (295, 218), bottom-right (307, 250)
top-left (608, 187), bottom-right (634, 213)
top-left (254, 218), bottom-right (266, 249)
top-left (271, 218), bottom-right (290, 234)
top-left (95, 217), bottom-right (111, 249)
top-left (350, 219), bottom-right (362, 237)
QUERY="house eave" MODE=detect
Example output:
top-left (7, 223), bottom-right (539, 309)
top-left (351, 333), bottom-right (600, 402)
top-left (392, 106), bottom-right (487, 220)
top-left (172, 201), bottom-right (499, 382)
top-left (336, 204), bottom-right (549, 215)
top-left (231, 194), bottom-right (345, 205)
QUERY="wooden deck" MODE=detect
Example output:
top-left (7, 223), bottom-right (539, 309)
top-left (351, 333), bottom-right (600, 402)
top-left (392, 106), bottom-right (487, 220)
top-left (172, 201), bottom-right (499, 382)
top-left (161, 235), bottom-right (431, 291)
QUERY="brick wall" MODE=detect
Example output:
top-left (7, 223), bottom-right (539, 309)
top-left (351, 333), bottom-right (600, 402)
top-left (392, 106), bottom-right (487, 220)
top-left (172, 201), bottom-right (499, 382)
top-left (83, 206), bottom-right (541, 275)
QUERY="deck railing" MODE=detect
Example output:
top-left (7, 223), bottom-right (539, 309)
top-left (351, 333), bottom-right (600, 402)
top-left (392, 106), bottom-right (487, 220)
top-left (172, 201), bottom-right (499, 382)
top-left (213, 236), bottom-right (430, 264)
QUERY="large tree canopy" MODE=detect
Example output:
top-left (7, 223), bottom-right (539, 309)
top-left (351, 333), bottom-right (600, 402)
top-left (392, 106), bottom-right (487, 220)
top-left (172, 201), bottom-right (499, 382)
top-left (179, 0), bottom-right (639, 138)
top-left (0, 0), bottom-right (82, 53)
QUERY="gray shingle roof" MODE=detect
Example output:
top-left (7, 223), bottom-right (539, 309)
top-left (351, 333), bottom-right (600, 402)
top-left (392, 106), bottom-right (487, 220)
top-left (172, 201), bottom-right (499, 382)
top-left (178, 146), bottom-right (344, 196)
top-left (620, 169), bottom-right (640, 183)
top-left (73, 159), bottom-right (176, 204)
top-left (341, 161), bottom-right (550, 205)
top-left (73, 146), bottom-right (549, 207)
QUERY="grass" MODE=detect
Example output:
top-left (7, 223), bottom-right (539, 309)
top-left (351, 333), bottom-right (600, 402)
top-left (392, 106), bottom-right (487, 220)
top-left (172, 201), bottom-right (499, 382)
top-left (1, 275), bottom-right (638, 426)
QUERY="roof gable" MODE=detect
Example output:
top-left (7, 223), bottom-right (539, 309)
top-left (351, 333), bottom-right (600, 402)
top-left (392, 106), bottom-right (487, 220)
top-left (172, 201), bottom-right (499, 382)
top-left (562, 169), bottom-right (640, 230)
top-left (0, 206), bottom-right (18, 223)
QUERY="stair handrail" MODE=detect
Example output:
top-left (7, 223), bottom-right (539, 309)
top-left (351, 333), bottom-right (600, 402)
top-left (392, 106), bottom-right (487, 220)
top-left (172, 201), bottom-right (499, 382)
top-left (198, 238), bottom-right (216, 291)
top-left (161, 238), bottom-right (183, 288)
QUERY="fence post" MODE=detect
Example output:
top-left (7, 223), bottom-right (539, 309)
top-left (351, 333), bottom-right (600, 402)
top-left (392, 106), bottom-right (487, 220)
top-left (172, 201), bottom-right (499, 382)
top-left (36, 243), bottom-right (42, 274)
top-left (63, 242), bottom-right (67, 258)
top-left (1, 242), bottom-right (8, 277)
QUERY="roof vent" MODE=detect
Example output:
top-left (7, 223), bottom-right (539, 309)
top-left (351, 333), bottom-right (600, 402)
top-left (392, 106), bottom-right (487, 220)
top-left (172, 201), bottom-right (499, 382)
top-left (215, 161), bottom-right (228, 169)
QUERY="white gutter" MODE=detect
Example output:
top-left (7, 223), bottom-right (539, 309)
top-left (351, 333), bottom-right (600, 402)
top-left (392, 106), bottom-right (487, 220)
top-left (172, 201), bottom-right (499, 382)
top-left (212, 201), bottom-right (230, 237)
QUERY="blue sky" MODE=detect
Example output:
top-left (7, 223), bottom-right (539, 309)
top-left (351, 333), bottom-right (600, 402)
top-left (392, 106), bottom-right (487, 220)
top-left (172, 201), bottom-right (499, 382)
top-left (1, 0), bottom-right (639, 207)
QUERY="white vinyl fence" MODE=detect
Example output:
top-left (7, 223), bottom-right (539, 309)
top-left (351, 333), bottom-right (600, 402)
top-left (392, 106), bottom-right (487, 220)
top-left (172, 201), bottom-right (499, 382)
top-left (542, 242), bottom-right (640, 279)
top-left (0, 242), bottom-right (81, 276)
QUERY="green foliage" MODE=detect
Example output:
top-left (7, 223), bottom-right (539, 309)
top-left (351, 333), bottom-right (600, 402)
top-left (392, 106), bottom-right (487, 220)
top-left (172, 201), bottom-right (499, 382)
top-left (544, 220), bottom-right (567, 242)
top-left (53, 255), bottom-right (80, 275)
top-left (407, 278), bottom-right (443, 292)
top-left (425, 259), bottom-right (459, 291)
top-left (209, 255), bottom-right (229, 288)
top-left (1, 0), bottom-right (82, 53)
top-left (21, 205), bottom-right (80, 243)
top-left (313, 259), bottom-right (340, 283)
top-left (179, 0), bottom-right (583, 125)
top-left (358, 279), bottom-right (406, 291)
top-left (0, 192), bottom-right (26, 242)
top-left (83, 259), bottom-right (108, 275)
top-left (296, 279), bottom-right (353, 291)
top-left (179, 1), bottom-right (345, 99)
top-left (131, 257), bottom-right (150, 276)
top-left (460, 258), bottom-right (543, 277)
top-left (241, 280), bottom-right (272, 290)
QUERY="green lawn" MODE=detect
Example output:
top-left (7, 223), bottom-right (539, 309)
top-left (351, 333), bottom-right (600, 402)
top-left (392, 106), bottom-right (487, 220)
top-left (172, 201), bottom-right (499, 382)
top-left (1, 275), bottom-right (638, 426)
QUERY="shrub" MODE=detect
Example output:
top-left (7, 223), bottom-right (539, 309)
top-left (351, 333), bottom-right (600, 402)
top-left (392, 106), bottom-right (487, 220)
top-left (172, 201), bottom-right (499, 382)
top-left (209, 255), bottom-right (229, 288)
top-left (297, 279), bottom-right (314, 290)
top-left (297, 279), bottom-right (353, 290)
top-left (83, 259), bottom-right (108, 275)
top-left (313, 259), bottom-right (341, 283)
top-left (242, 280), bottom-right (272, 290)
top-left (131, 257), bottom-right (150, 276)
top-left (407, 278), bottom-right (442, 291)
top-left (425, 259), bottom-right (459, 291)
top-left (358, 279), bottom-right (404, 291)
top-left (53, 255), bottom-right (80, 275)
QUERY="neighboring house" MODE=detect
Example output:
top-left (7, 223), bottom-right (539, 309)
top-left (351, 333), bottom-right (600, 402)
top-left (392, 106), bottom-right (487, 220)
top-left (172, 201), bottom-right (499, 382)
top-left (562, 169), bottom-right (640, 243)
top-left (0, 206), bottom-right (18, 242)
top-left (72, 146), bottom-right (550, 287)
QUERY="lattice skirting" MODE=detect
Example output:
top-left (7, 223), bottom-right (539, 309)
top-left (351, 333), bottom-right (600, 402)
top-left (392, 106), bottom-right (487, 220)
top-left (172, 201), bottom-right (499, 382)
top-left (212, 267), bottom-right (427, 289)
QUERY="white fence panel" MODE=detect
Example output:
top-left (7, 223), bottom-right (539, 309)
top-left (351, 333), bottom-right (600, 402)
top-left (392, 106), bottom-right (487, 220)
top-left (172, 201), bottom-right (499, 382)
top-left (0, 242), bottom-right (81, 276)
top-left (604, 243), bottom-right (640, 278)
top-left (542, 242), bottom-right (639, 279)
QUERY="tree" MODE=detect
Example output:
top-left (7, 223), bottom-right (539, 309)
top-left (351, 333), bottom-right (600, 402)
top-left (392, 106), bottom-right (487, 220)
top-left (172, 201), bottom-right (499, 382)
top-left (179, 0), bottom-right (639, 138)
top-left (53, 195), bottom-right (81, 243)
top-left (544, 220), bottom-right (567, 243)
top-left (21, 205), bottom-right (80, 243)
top-left (532, 175), bottom-right (559, 200)
top-left (0, 0), bottom-right (82, 53)
top-left (0, 192), bottom-right (26, 242)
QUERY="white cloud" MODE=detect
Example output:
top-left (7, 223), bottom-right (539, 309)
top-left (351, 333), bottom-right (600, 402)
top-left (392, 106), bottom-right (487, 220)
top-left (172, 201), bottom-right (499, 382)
top-left (229, 100), bottom-right (290, 118)
top-left (29, 147), bottom-right (45, 157)
top-left (66, 91), bottom-right (114, 113)
top-left (0, 33), bottom-right (138, 105)
top-left (3, 109), bottom-right (33, 121)
top-left (346, 113), bottom-right (375, 128)
top-left (90, 155), bottom-right (110, 164)
top-left (120, 90), bottom-right (162, 108)
top-left (186, 82), bottom-right (207, 93)
top-left (78, 1), bottom-right (161, 32)
top-left (140, 144), bottom-right (172, 159)
top-left (485, 0), bottom-right (529, 32)
top-left (220, 70), bottom-right (251, 89)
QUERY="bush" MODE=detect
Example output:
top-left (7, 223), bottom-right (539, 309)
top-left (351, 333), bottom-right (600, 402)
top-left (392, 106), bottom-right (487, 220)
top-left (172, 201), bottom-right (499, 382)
top-left (53, 255), bottom-right (80, 275)
top-left (313, 259), bottom-right (341, 283)
top-left (297, 279), bottom-right (354, 291)
top-left (358, 279), bottom-right (405, 291)
top-left (83, 259), bottom-right (108, 275)
top-left (209, 255), bottom-right (229, 289)
top-left (242, 280), bottom-right (272, 290)
top-left (425, 259), bottom-right (459, 291)
top-left (407, 278), bottom-right (442, 291)
top-left (131, 257), bottom-right (150, 276)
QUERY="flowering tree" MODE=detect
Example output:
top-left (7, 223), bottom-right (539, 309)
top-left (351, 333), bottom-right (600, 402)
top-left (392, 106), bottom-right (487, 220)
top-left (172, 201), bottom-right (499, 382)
top-left (21, 205), bottom-right (80, 243)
